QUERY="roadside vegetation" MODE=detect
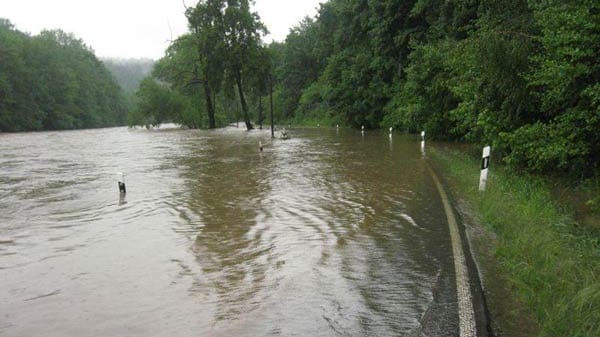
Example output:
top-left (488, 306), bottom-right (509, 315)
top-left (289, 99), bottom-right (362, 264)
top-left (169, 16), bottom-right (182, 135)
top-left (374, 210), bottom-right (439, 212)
top-left (432, 147), bottom-right (599, 337)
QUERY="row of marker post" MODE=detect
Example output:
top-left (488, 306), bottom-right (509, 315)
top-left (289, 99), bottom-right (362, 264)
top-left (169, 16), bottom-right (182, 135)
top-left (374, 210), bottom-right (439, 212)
top-left (116, 129), bottom-right (491, 194)
top-left (419, 130), bottom-right (490, 191)
top-left (363, 126), bottom-right (490, 192)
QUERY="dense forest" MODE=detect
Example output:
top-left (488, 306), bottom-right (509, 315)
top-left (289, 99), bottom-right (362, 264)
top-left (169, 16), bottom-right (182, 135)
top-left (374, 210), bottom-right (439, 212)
top-left (135, 0), bottom-right (599, 175)
top-left (0, 19), bottom-right (127, 132)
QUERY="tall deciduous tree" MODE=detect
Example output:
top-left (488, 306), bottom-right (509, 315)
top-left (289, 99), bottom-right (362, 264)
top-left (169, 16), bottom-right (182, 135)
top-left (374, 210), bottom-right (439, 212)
top-left (222, 0), bottom-right (267, 130)
top-left (185, 0), bottom-right (227, 129)
top-left (152, 34), bottom-right (206, 128)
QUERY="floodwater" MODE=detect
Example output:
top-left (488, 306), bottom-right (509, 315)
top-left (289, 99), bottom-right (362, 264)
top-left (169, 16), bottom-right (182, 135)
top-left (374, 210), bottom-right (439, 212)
top-left (1, 126), bottom-right (464, 336)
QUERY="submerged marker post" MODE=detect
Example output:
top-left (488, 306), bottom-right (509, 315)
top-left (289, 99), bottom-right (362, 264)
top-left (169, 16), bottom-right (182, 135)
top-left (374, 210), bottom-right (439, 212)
top-left (479, 146), bottom-right (491, 191)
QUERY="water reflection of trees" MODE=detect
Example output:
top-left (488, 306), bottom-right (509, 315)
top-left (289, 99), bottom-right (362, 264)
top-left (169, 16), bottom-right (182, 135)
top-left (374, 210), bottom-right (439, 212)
top-left (170, 130), bottom-right (459, 333)
top-left (176, 134), bottom-right (274, 321)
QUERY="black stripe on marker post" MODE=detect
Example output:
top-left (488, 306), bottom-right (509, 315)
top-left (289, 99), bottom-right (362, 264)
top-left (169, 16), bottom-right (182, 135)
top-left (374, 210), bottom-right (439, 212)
top-left (481, 156), bottom-right (490, 170)
top-left (119, 181), bottom-right (127, 194)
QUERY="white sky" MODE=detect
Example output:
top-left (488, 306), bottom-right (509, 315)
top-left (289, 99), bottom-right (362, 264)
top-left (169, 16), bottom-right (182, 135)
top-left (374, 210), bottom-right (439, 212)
top-left (0, 0), bottom-right (322, 59)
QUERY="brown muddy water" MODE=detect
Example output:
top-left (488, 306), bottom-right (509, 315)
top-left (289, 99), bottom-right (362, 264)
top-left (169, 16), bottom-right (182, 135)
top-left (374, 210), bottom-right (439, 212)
top-left (0, 126), bottom-right (466, 336)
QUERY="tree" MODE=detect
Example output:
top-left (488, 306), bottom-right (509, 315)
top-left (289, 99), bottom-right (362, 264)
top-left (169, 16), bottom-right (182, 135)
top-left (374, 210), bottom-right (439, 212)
top-left (278, 17), bottom-right (324, 120)
top-left (247, 45), bottom-right (271, 129)
top-left (132, 78), bottom-right (192, 127)
top-left (221, 0), bottom-right (267, 130)
top-left (142, 0), bottom-right (268, 131)
top-left (185, 0), bottom-right (227, 129)
top-left (151, 34), bottom-right (207, 128)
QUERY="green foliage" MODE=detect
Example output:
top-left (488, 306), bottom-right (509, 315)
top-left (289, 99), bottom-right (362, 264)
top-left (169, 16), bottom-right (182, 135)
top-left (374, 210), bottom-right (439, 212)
top-left (277, 17), bottom-right (327, 119)
top-left (587, 196), bottom-right (600, 214)
top-left (132, 78), bottom-right (195, 128)
top-left (0, 20), bottom-right (127, 132)
top-left (439, 0), bottom-right (539, 145)
top-left (501, 0), bottom-right (600, 173)
top-left (294, 81), bottom-right (338, 126)
top-left (383, 40), bottom-right (458, 136)
top-left (220, 0), bottom-right (268, 130)
top-left (270, 0), bottom-right (599, 175)
top-left (501, 110), bottom-right (596, 173)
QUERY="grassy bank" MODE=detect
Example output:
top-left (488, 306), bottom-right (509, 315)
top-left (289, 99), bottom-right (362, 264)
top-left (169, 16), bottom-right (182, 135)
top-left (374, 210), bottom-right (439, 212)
top-left (430, 147), bottom-right (599, 337)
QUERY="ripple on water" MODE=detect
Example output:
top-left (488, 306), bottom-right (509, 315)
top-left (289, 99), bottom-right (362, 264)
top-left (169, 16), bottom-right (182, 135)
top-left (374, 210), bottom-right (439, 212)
top-left (0, 127), bottom-right (458, 336)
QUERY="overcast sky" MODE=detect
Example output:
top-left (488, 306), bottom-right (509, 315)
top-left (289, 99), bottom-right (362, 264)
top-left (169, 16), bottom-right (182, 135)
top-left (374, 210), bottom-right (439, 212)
top-left (0, 0), bottom-right (322, 59)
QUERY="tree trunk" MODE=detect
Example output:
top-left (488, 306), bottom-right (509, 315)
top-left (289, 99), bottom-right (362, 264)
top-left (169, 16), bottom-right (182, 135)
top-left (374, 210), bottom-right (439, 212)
top-left (203, 79), bottom-right (216, 129)
top-left (270, 77), bottom-right (274, 138)
top-left (212, 91), bottom-right (217, 126)
top-left (236, 74), bottom-right (253, 130)
top-left (258, 95), bottom-right (263, 129)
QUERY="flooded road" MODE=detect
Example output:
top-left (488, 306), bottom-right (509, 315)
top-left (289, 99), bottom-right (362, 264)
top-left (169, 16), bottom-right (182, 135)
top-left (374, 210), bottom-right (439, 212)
top-left (1, 126), bottom-right (466, 336)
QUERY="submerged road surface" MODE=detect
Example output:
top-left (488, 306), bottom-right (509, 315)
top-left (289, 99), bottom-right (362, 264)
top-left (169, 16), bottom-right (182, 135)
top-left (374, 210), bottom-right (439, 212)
top-left (0, 126), bottom-right (484, 336)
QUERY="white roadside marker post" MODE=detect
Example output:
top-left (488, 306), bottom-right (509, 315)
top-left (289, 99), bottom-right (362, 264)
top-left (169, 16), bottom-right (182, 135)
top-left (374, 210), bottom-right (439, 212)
top-left (361, 125), bottom-right (365, 136)
top-left (421, 131), bottom-right (425, 153)
top-left (117, 172), bottom-right (126, 194)
top-left (479, 146), bottom-right (491, 191)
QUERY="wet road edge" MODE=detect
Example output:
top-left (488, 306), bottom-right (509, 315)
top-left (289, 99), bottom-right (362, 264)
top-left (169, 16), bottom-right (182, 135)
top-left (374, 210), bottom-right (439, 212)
top-left (427, 163), bottom-right (491, 337)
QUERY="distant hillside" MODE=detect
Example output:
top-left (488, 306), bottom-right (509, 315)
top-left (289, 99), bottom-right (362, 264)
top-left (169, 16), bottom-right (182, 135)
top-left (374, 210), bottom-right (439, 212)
top-left (102, 58), bottom-right (154, 94)
top-left (0, 19), bottom-right (127, 132)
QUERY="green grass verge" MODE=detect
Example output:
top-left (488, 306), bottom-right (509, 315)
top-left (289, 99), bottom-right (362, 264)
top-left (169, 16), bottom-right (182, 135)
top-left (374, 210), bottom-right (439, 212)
top-left (431, 147), bottom-right (600, 337)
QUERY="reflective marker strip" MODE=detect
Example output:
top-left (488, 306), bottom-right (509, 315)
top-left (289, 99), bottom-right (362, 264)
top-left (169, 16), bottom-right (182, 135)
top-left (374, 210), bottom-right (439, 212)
top-left (428, 165), bottom-right (477, 337)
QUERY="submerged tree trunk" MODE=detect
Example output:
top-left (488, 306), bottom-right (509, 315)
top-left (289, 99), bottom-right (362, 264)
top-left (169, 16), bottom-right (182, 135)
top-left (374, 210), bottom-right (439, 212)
top-left (258, 95), bottom-right (263, 129)
top-left (236, 74), bottom-right (253, 130)
top-left (203, 79), bottom-right (216, 129)
top-left (270, 77), bottom-right (274, 138)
